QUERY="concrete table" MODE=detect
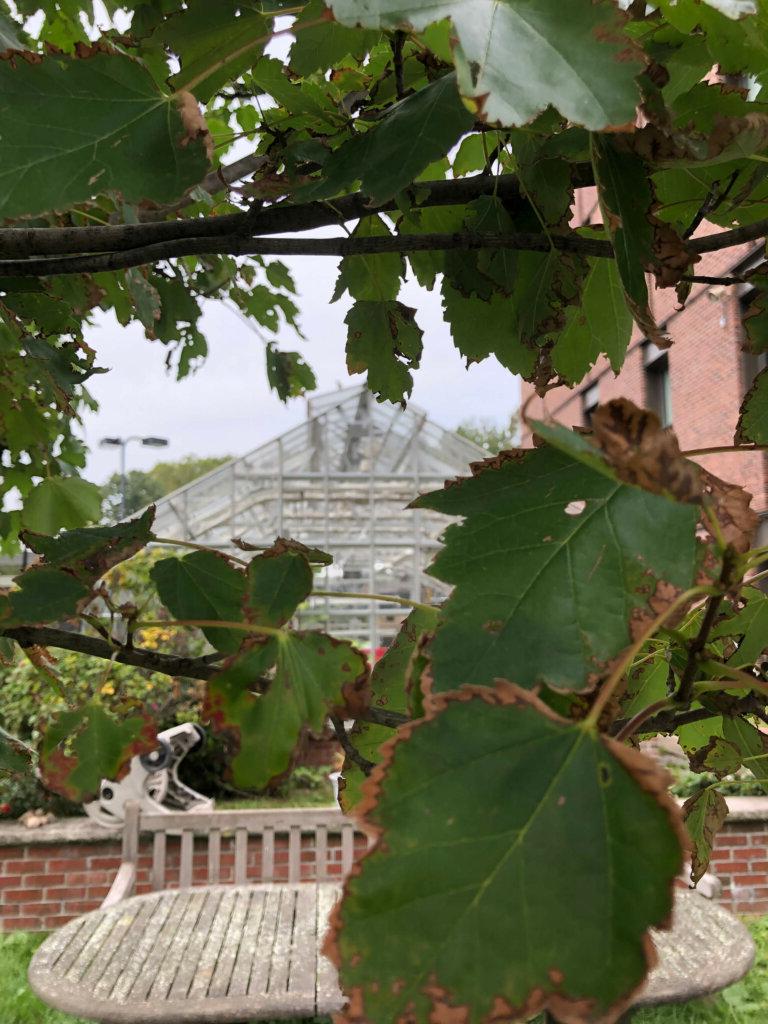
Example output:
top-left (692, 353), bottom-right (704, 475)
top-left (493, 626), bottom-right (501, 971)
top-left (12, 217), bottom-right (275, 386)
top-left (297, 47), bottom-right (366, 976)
top-left (29, 883), bottom-right (343, 1023)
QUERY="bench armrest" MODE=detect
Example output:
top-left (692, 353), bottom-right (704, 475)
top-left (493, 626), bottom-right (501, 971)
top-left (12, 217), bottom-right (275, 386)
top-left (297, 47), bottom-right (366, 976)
top-left (101, 862), bottom-right (137, 908)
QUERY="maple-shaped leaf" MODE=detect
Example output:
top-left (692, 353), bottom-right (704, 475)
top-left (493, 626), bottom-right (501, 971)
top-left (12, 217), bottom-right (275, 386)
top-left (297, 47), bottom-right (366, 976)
top-left (150, 550), bottom-right (246, 654)
top-left (328, 684), bottom-right (684, 1024)
top-left (244, 539), bottom-right (314, 626)
top-left (22, 477), bottom-right (102, 535)
top-left (39, 702), bottom-right (156, 802)
top-left (21, 507), bottom-right (155, 587)
top-left (332, 215), bottom-right (405, 303)
top-left (0, 51), bottom-right (210, 220)
top-left (0, 731), bottom-right (32, 778)
top-left (329, 0), bottom-right (643, 130)
top-left (206, 632), bottom-right (369, 789)
top-left (1, 566), bottom-right (91, 627)
top-left (413, 418), bottom-right (702, 692)
top-left (735, 366), bottom-right (768, 444)
top-left (345, 300), bottom-right (424, 404)
top-left (340, 606), bottom-right (438, 811)
top-left (266, 344), bottom-right (317, 402)
top-left (289, 0), bottom-right (382, 77)
top-left (712, 588), bottom-right (768, 667)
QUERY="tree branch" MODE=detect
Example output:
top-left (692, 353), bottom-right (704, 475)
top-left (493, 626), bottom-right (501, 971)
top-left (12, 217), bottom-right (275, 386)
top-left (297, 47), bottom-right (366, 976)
top-left (0, 625), bottom-right (224, 679)
top-left (0, 624), bottom-right (409, 730)
top-left (0, 170), bottom-right (585, 258)
top-left (0, 230), bottom-right (614, 277)
top-left (330, 714), bottom-right (374, 775)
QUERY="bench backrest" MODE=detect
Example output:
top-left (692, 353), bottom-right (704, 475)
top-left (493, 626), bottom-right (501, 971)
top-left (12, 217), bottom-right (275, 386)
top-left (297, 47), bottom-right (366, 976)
top-left (118, 802), bottom-right (367, 896)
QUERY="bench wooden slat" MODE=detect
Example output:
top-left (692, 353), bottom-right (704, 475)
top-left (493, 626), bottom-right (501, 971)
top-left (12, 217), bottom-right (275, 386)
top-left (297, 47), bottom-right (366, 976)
top-left (151, 832), bottom-right (166, 891)
top-left (179, 829), bottom-right (194, 889)
top-left (316, 884), bottom-right (343, 1010)
top-left (167, 889), bottom-right (223, 1000)
top-left (266, 886), bottom-right (296, 995)
top-left (208, 888), bottom-right (251, 998)
top-left (208, 828), bottom-right (221, 884)
top-left (234, 827), bottom-right (248, 884)
top-left (316, 823), bottom-right (328, 882)
top-left (129, 891), bottom-right (194, 1002)
top-left (189, 889), bottom-right (237, 998)
top-left (93, 899), bottom-right (157, 999)
top-left (247, 887), bottom-right (282, 996)
top-left (80, 903), bottom-right (143, 989)
top-left (148, 890), bottom-right (207, 1001)
top-left (288, 884), bottom-right (318, 997)
top-left (34, 915), bottom-right (91, 974)
top-left (262, 825), bottom-right (275, 883)
top-left (288, 824), bottom-right (301, 882)
top-left (341, 822), bottom-right (355, 876)
top-left (111, 895), bottom-right (171, 1003)
top-left (228, 889), bottom-right (266, 997)
top-left (66, 907), bottom-right (122, 984)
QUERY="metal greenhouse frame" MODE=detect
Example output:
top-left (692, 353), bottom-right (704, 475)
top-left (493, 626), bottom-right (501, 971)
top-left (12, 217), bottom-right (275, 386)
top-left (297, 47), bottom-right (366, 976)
top-left (151, 385), bottom-right (484, 653)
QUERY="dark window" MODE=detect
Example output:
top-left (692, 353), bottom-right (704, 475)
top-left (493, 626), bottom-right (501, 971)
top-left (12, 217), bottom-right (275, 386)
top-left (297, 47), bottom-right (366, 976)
top-left (644, 343), bottom-right (672, 426)
top-left (582, 382), bottom-right (599, 427)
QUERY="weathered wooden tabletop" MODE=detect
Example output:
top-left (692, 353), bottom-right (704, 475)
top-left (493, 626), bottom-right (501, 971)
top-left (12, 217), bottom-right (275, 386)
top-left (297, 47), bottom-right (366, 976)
top-left (28, 885), bottom-right (755, 1023)
top-left (28, 883), bottom-right (344, 1023)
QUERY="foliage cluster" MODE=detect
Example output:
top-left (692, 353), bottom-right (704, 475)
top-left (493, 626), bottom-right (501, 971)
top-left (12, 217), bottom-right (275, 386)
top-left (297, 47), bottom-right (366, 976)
top-left (100, 454), bottom-right (232, 519)
top-left (0, 2), bottom-right (767, 1023)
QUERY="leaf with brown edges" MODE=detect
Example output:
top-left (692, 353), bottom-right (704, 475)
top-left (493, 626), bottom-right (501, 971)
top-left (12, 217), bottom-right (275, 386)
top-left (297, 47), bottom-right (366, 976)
top-left (328, 683), bottom-right (685, 1024)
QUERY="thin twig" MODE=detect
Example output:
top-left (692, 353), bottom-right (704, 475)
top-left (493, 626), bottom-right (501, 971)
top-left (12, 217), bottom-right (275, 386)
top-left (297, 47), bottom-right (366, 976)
top-left (330, 714), bottom-right (375, 774)
top-left (392, 30), bottom-right (406, 99)
top-left (675, 593), bottom-right (725, 705)
top-left (614, 699), bottom-right (675, 743)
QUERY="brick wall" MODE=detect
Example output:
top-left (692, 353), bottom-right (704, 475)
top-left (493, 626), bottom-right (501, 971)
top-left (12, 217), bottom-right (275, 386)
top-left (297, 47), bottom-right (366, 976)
top-left (519, 207), bottom-right (768, 516)
top-left (3, 800), bottom-right (768, 932)
top-left (1, 818), bottom-right (367, 932)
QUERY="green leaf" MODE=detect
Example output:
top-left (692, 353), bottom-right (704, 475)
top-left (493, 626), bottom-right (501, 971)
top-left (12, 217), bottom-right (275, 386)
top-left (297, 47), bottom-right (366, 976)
top-left (0, 731), bottom-right (32, 778)
top-left (413, 438), bottom-right (701, 691)
top-left (344, 300), bottom-right (423, 404)
top-left (689, 735), bottom-right (743, 777)
top-left (591, 135), bottom-right (670, 347)
top-left (266, 344), bottom-right (317, 401)
top-left (330, 684), bottom-right (684, 1023)
top-left (622, 656), bottom-right (670, 721)
top-left (722, 715), bottom-right (768, 774)
top-left (0, 51), bottom-right (210, 219)
top-left (125, 268), bottom-right (161, 332)
top-left (712, 589), bottom-right (768, 667)
top-left (735, 366), bottom-right (768, 444)
top-left (398, 204), bottom-right (469, 290)
top-left (22, 477), bottom-right (102, 534)
top-left (39, 702), bottom-right (156, 802)
top-left (245, 541), bottom-right (313, 627)
top-left (206, 632), bottom-right (369, 789)
top-left (682, 788), bottom-right (729, 885)
top-left (341, 606), bottom-right (439, 811)
top-left (741, 266), bottom-right (768, 354)
top-left (332, 215), bottom-right (405, 302)
top-left (329, 0), bottom-right (643, 130)
top-left (20, 507), bottom-right (156, 587)
top-left (441, 282), bottom-right (537, 377)
top-left (290, 0), bottom-right (382, 77)
top-left (553, 244), bottom-right (633, 383)
top-left (156, 0), bottom-right (269, 103)
top-left (5, 566), bottom-right (90, 625)
top-left (304, 73), bottom-right (472, 203)
top-left (150, 550), bottom-right (246, 654)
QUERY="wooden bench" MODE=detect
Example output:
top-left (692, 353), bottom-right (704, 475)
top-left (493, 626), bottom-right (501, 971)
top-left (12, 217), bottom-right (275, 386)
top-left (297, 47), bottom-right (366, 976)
top-left (29, 803), bottom-right (756, 1024)
top-left (29, 802), bottom-right (369, 1022)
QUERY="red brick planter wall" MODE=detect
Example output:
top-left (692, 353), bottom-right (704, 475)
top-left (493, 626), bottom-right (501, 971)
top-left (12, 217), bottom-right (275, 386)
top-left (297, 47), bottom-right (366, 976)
top-left (3, 798), bottom-right (768, 932)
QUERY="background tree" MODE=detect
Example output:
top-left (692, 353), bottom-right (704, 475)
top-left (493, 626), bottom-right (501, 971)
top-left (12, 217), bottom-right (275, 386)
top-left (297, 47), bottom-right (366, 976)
top-left (0, 3), bottom-right (766, 1023)
top-left (100, 455), bottom-right (231, 517)
top-left (456, 415), bottom-right (519, 454)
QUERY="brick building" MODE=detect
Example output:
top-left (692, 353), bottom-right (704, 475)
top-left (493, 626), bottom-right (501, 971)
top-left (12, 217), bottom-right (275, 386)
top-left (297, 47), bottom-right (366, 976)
top-left (520, 189), bottom-right (768, 541)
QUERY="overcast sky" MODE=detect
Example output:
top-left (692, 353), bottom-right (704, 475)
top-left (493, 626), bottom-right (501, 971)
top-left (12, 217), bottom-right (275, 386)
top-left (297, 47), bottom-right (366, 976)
top-left (81, 259), bottom-right (522, 484)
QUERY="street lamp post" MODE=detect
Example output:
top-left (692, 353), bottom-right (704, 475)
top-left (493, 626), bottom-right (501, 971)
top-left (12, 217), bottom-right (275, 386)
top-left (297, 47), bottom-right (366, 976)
top-left (99, 435), bottom-right (169, 518)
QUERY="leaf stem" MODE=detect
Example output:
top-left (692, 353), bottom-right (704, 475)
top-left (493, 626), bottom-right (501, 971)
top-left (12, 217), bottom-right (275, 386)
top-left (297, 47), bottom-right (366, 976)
top-left (135, 618), bottom-right (284, 637)
top-left (330, 714), bottom-right (374, 775)
top-left (312, 590), bottom-right (435, 612)
top-left (153, 535), bottom-right (250, 566)
top-left (614, 699), bottom-right (674, 743)
top-left (583, 585), bottom-right (717, 730)
top-left (682, 444), bottom-right (768, 456)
